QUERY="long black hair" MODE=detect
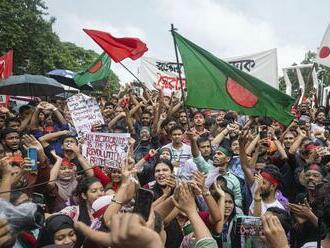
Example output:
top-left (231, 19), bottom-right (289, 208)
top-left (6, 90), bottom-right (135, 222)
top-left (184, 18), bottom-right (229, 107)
top-left (74, 176), bottom-right (101, 247)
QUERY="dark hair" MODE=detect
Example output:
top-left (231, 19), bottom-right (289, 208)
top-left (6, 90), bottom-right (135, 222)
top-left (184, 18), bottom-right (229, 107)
top-left (5, 117), bottom-right (20, 127)
top-left (62, 135), bottom-right (78, 145)
top-left (192, 111), bottom-right (205, 119)
top-left (223, 187), bottom-right (236, 222)
top-left (267, 207), bottom-right (292, 234)
top-left (169, 124), bottom-right (184, 135)
top-left (76, 176), bottom-right (101, 198)
top-left (0, 128), bottom-right (19, 139)
top-left (258, 116), bottom-right (273, 126)
top-left (224, 112), bottom-right (236, 123)
top-left (142, 111), bottom-right (152, 117)
top-left (75, 176), bottom-right (101, 243)
top-left (197, 134), bottom-right (211, 147)
top-left (162, 117), bottom-right (177, 128)
top-left (153, 159), bottom-right (173, 175)
top-left (18, 105), bottom-right (32, 115)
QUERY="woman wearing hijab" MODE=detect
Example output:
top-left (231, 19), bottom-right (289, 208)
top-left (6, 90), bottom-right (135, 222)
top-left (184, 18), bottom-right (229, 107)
top-left (36, 214), bottom-right (77, 248)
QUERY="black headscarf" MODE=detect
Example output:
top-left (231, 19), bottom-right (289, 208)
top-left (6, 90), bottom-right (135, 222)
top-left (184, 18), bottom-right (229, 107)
top-left (36, 214), bottom-right (75, 248)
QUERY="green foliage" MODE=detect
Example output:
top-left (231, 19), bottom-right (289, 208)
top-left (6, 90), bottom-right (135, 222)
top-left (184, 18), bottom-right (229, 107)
top-left (0, 0), bottom-right (119, 90)
top-left (92, 71), bottom-right (121, 97)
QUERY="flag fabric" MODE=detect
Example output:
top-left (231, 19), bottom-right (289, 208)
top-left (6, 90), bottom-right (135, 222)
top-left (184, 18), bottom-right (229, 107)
top-left (173, 32), bottom-right (295, 125)
top-left (0, 50), bottom-right (13, 80)
top-left (83, 29), bottom-right (148, 63)
top-left (74, 52), bottom-right (111, 86)
top-left (316, 23), bottom-right (330, 68)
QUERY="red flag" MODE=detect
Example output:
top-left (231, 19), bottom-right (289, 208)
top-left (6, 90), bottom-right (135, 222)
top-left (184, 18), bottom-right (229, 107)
top-left (0, 50), bottom-right (13, 80)
top-left (83, 29), bottom-right (148, 62)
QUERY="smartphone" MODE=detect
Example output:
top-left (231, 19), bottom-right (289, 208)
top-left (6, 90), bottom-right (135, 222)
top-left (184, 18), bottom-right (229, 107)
top-left (27, 148), bottom-right (38, 171)
top-left (32, 193), bottom-right (45, 205)
top-left (133, 188), bottom-right (154, 221)
top-left (234, 215), bottom-right (263, 237)
top-left (259, 130), bottom-right (268, 139)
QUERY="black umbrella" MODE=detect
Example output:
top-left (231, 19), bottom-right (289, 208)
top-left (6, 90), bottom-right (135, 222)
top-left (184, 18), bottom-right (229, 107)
top-left (47, 69), bottom-right (94, 91)
top-left (0, 74), bottom-right (64, 96)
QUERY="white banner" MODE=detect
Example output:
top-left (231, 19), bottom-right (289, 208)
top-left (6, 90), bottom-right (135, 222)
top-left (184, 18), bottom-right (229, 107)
top-left (67, 94), bottom-right (104, 136)
top-left (225, 48), bottom-right (278, 89)
top-left (81, 132), bottom-right (130, 168)
top-left (139, 57), bottom-right (186, 96)
top-left (139, 48), bottom-right (278, 91)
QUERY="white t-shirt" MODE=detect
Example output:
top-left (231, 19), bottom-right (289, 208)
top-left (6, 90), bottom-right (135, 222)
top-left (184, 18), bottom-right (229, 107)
top-left (162, 143), bottom-right (192, 169)
top-left (249, 182), bottom-right (285, 215)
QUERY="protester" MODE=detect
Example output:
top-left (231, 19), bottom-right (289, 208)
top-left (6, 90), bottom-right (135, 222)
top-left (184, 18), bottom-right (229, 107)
top-left (0, 81), bottom-right (329, 248)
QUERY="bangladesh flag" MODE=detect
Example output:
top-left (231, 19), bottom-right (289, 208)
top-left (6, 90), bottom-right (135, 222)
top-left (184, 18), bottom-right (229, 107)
top-left (74, 52), bottom-right (111, 86)
top-left (173, 32), bottom-right (295, 125)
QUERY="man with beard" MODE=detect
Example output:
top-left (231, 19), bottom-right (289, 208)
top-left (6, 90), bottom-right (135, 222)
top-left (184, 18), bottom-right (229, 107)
top-left (134, 110), bottom-right (153, 136)
top-left (190, 139), bottom-right (242, 208)
top-left (183, 111), bottom-right (209, 145)
top-left (1, 128), bottom-right (22, 161)
top-left (249, 164), bottom-right (285, 216)
top-left (311, 109), bottom-right (326, 134)
top-left (178, 110), bottom-right (189, 131)
top-left (287, 163), bottom-right (324, 248)
top-left (296, 163), bottom-right (326, 209)
top-left (191, 111), bottom-right (209, 136)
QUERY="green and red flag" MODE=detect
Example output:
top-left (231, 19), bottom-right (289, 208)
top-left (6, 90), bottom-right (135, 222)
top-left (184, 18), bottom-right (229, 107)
top-left (173, 32), bottom-right (295, 125)
top-left (74, 52), bottom-right (111, 86)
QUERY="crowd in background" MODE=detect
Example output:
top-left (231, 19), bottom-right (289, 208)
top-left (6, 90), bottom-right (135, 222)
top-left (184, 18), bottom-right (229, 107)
top-left (0, 84), bottom-right (329, 248)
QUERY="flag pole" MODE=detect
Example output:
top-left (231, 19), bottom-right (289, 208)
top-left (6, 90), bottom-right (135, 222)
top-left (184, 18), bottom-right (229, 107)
top-left (118, 61), bottom-right (147, 90)
top-left (170, 24), bottom-right (191, 129)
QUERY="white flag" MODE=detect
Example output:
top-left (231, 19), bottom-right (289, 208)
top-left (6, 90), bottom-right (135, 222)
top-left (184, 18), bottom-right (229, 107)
top-left (316, 23), bottom-right (330, 68)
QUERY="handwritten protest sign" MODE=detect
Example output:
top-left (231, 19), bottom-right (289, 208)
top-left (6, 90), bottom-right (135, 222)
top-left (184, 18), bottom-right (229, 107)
top-left (82, 132), bottom-right (130, 168)
top-left (67, 94), bottom-right (104, 136)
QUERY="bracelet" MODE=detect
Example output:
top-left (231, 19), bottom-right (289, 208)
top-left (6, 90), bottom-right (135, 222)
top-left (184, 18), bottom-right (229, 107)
top-left (111, 198), bottom-right (124, 205)
top-left (254, 198), bottom-right (262, 202)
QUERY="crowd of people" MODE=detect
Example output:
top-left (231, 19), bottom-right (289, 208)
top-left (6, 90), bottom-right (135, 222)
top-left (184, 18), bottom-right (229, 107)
top-left (0, 84), bottom-right (329, 248)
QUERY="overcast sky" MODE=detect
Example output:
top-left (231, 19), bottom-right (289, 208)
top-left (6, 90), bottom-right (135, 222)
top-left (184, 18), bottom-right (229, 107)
top-left (44, 0), bottom-right (330, 83)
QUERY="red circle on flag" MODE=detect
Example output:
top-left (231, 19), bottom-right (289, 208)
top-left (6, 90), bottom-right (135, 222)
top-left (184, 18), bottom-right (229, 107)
top-left (319, 46), bottom-right (330, 58)
top-left (226, 78), bottom-right (258, 108)
top-left (89, 61), bottom-right (103, 73)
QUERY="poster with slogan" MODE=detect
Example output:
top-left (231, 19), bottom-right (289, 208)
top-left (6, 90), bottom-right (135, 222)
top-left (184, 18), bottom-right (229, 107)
top-left (81, 132), bottom-right (130, 168)
top-left (67, 94), bottom-right (104, 136)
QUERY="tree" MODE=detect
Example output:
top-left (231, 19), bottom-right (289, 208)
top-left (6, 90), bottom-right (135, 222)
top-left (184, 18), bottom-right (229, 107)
top-left (0, 0), bottom-right (120, 92)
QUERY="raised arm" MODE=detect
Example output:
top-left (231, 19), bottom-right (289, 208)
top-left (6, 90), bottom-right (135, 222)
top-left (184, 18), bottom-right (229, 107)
top-left (0, 158), bottom-right (12, 201)
top-left (239, 132), bottom-right (255, 187)
top-left (172, 182), bottom-right (216, 245)
top-left (68, 143), bottom-right (94, 177)
top-left (288, 128), bottom-right (306, 155)
top-left (48, 152), bottom-right (63, 188)
top-left (108, 112), bottom-right (126, 130)
top-left (186, 130), bottom-right (200, 158)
